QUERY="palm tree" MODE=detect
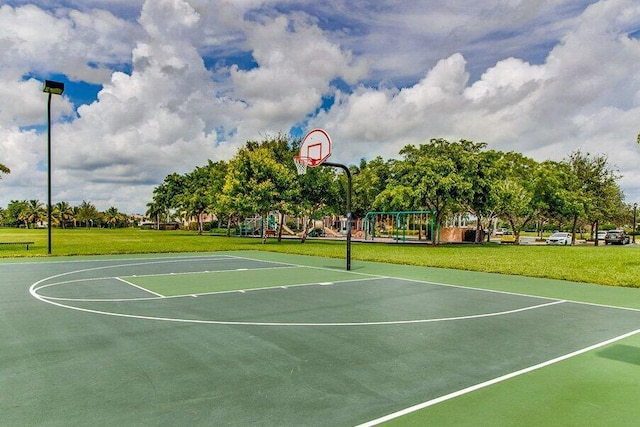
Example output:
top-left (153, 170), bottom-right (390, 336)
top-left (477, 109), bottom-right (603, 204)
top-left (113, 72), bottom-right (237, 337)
top-left (77, 200), bottom-right (99, 228)
top-left (72, 206), bottom-right (80, 228)
top-left (53, 201), bottom-right (75, 229)
top-left (103, 206), bottom-right (122, 229)
top-left (145, 201), bottom-right (163, 230)
top-left (0, 163), bottom-right (9, 178)
top-left (20, 200), bottom-right (46, 228)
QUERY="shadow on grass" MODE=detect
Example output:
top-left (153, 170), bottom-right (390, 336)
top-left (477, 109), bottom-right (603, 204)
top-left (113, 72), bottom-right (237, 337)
top-left (597, 344), bottom-right (640, 366)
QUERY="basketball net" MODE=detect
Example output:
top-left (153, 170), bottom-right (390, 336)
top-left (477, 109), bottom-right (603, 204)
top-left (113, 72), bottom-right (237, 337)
top-left (293, 156), bottom-right (312, 175)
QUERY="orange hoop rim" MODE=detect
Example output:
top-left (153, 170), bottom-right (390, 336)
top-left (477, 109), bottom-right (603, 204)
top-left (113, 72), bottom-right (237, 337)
top-left (293, 155), bottom-right (313, 175)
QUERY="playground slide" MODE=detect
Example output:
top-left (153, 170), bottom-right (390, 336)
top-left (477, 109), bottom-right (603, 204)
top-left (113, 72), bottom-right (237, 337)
top-left (304, 226), bottom-right (340, 237)
top-left (281, 223), bottom-right (297, 235)
top-left (323, 227), bottom-right (340, 237)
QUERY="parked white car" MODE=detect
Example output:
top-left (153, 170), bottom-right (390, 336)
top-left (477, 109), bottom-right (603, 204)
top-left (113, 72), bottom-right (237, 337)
top-left (546, 232), bottom-right (572, 245)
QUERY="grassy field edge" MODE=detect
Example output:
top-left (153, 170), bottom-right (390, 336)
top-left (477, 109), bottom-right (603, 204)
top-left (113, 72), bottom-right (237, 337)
top-left (1, 228), bottom-right (639, 288)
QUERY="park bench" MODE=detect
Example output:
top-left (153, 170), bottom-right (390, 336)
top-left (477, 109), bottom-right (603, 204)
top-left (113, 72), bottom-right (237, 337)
top-left (0, 241), bottom-right (35, 250)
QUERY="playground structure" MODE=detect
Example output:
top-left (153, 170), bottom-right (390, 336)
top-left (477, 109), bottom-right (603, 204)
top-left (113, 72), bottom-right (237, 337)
top-left (237, 214), bottom-right (289, 237)
top-left (236, 211), bottom-right (438, 242)
top-left (306, 219), bottom-right (340, 237)
top-left (237, 214), bottom-right (339, 238)
top-left (235, 211), bottom-right (481, 244)
top-left (363, 211), bottom-right (436, 242)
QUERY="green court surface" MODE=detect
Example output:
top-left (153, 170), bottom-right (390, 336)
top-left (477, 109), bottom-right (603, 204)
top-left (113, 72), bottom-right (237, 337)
top-left (2, 251), bottom-right (640, 426)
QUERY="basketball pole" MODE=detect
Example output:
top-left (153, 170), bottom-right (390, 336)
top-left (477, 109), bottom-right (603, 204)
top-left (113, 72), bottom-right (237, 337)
top-left (323, 162), bottom-right (352, 271)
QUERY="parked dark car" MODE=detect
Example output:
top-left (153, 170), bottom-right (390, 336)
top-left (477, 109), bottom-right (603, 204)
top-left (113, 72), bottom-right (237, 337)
top-left (604, 230), bottom-right (630, 245)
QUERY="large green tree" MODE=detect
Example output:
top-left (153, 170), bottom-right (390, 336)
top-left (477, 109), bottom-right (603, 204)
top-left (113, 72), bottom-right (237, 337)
top-left (174, 160), bottom-right (230, 235)
top-left (76, 200), bottom-right (100, 228)
top-left (248, 135), bottom-right (299, 242)
top-left (202, 160), bottom-right (230, 233)
top-left (388, 139), bottom-right (485, 245)
top-left (291, 157), bottom-right (341, 242)
top-left (534, 160), bottom-right (587, 244)
top-left (3, 200), bottom-right (27, 227)
top-left (151, 173), bottom-right (186, 223)
top-left (178, 166), bottom-right (211, 235)
top-left (567, 151), bottom-right (624, 242)
top-left (352, 156), bottom-right (392, 218)
top-left (464, 149), bottom-right (504, 242)
top-left (373, 181), bottom-right (414, 212)
top-left (495, 152), bottom-right (541, 243)
top-left (222, 142), bottom-right (296, 244)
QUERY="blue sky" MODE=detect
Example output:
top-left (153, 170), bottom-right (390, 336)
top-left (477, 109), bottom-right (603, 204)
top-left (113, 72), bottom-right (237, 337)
top-left (1, 0), bottom-right (639, 214)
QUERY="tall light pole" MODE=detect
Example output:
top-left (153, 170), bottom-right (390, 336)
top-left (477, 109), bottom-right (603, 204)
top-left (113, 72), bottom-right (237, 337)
top-left (43, 80), bottom-right (65, 255)
top-left (634, 203), bottom-right (637, 244)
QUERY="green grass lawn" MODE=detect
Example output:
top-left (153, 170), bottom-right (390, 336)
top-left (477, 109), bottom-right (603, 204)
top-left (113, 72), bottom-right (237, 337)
top-left (1, 227), bottom-right (639, 287)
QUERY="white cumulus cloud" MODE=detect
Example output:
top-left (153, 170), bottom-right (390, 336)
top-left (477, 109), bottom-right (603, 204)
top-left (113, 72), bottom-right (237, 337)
top-left (1, 0), bottom-right (640, 213)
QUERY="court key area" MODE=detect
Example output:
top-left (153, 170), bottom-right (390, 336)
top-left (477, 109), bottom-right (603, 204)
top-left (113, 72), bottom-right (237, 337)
top-left (3, 252), bottom-right (640, 425)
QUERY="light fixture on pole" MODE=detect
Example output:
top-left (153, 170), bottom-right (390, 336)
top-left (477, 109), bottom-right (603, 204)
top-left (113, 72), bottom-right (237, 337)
top-left (43, 79), bottom-right (65, 255)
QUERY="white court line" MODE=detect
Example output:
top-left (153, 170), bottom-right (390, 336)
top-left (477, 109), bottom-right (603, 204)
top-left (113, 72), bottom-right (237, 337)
top-left (355, 326), bottom-right (640, 427)
top-left (23, 251), bottom-right (632, 313)
top-left (114, 277), bottom-right (165, 298)
top-left (31, 263), bottom-right (351, 302)
top-left (37, 276), bottom-right (384, 302)
top-left (115, 264), bottom-right (298, 280)
top-left (385, 276), bottom-right (640, 313)
top-left (229, 256), bottom-right (640, 314)
top-left (32, 275), bottom-right (164, 302)
top-left (30, 257), bottom-right (244, 291)
top-left (30, 257), bottom-right (294, 295)
top-left (30, 278), bottom-right (566, 326)
top-left (28, 254), bottom-right (640, 326)
top-left (21, 253), bottom-right (640, 423)
top-left (228, 255), bottom-right (548, 296)
top-left (31, 265), bottom-right (331, 301)
top-left (179, 277), bottom-right (365, 297)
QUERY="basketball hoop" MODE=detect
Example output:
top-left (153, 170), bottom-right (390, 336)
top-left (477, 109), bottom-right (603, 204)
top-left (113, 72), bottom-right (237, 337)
top-left (293, 156), bottom-right (312, 175)
top-left (294, 129), bottom-right (333, 175)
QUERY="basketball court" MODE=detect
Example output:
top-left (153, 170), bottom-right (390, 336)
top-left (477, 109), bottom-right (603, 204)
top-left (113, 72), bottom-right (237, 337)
top-left (3, 251), bottom-right (640, 425)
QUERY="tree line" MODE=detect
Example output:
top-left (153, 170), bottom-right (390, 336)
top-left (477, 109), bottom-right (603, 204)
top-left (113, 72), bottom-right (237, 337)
top-left (0, 199), bottom-right (129, 229)
top-left (1, 137), bottom-right (632, 244)
top-left (145, 135), bottom-right (633, 245)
